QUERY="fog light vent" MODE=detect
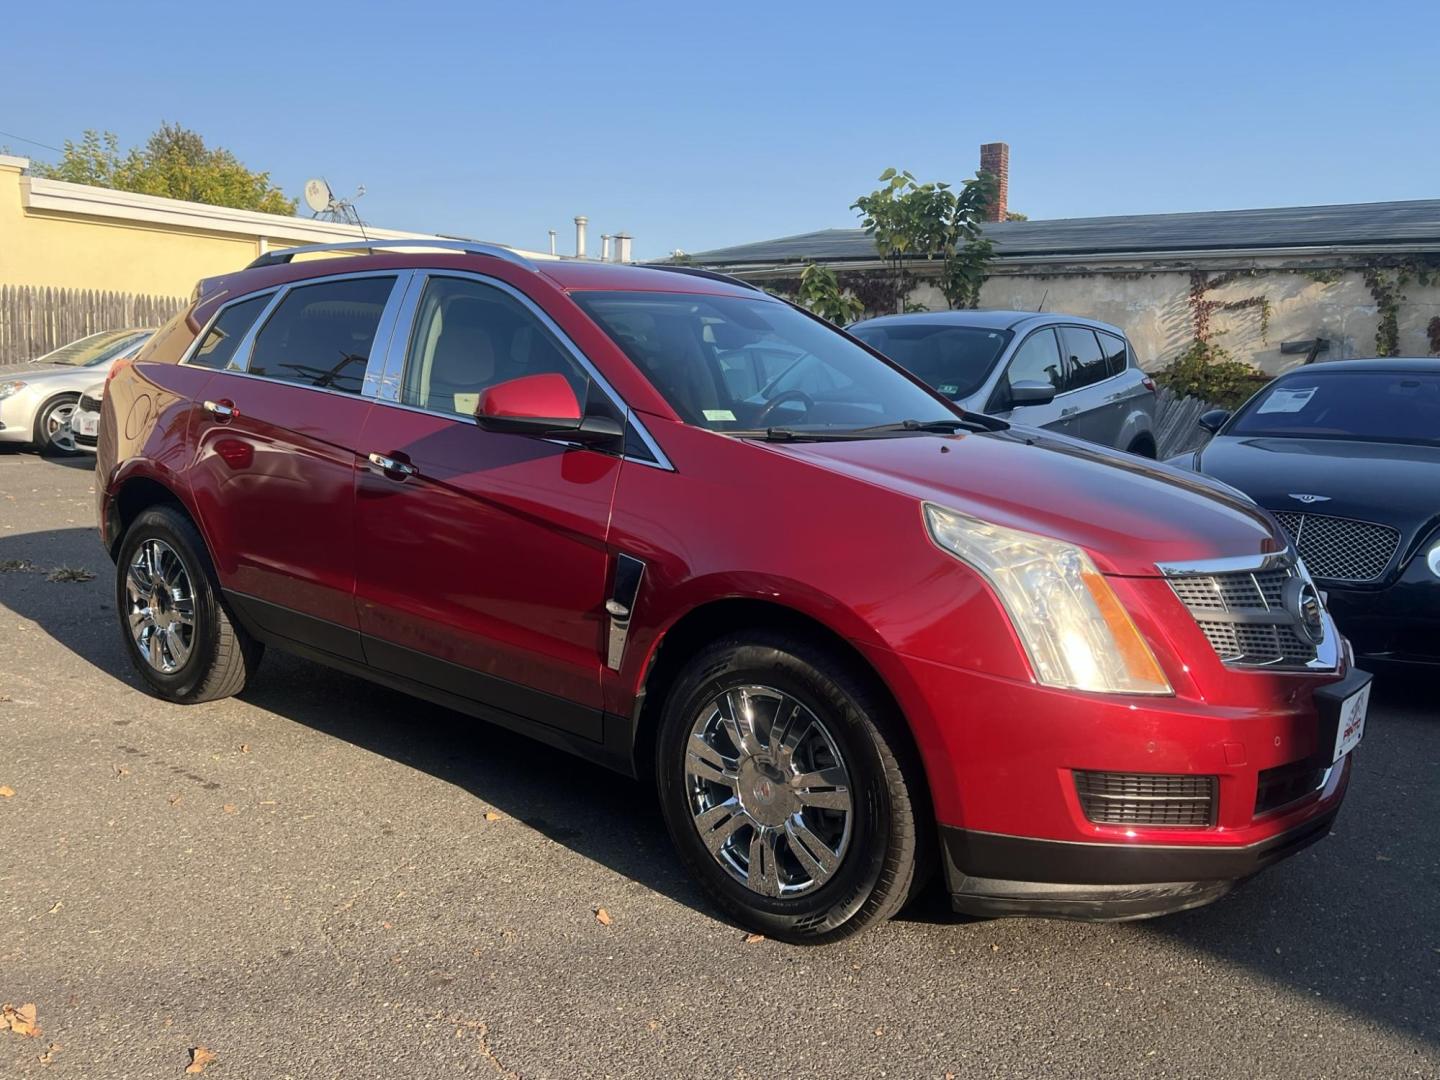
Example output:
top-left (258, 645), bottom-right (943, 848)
top-left (1074, 771), bottom-right (1217, 827)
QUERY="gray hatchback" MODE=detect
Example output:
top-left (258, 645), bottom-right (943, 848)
top-left (849, 311), bottom-right (1158, 455)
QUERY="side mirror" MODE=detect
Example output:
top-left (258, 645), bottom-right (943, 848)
top-left (476, 373), bottom-right (622, 445)
top-left (1198, 408), bottom-right (1231, 434)
top-left (1009, 380), bottom-right (1057, 407)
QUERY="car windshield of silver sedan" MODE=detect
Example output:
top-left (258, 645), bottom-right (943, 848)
top-left (848, 322), bottom-right (1012, 400)
top-left (573, 291), bottom-right (961, 437)
top-left (1228, 370), bottom-right (1440, 446)
top-left (32, 329), bottom-right (150, 367)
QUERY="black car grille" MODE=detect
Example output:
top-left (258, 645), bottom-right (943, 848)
top-left (1074, 770), bottom-right (1217, 827)
top-left (1166, 559), bottom-right (1321, 668)
top-left (74, 432), bottom-right (97, 448)
top-left (1271, 511), bottom-right (1400, 583)
top-left (78, 392), bottom-right (104, 412)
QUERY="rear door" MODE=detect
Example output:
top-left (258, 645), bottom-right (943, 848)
top-left (351, 272), bottom-right (623, 741)
top-left (185, 272), bottom-right (406, 661)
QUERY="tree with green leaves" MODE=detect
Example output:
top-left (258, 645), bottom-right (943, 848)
top-left (793, 262), bottom-right (864, 326)
top-left (34, 124), bottom-right (297, 215)
top-left (852, 168), bottom-right (999, 312)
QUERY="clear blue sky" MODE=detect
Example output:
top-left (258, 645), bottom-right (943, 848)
top-left (3, 0), bottom-right (1435, 259)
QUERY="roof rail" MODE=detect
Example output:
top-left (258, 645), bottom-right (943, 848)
top-left (246, 238), bottom-right (535, 271)
top-left (636, 263), bottom-right (764, 292)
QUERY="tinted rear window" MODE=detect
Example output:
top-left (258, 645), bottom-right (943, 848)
top-left (1228, 370), bottom-right (1440, 445)
top-left (849, 323), bottom-right (1010, 400)
top-left (189, 295), bottom-right (270, 371)
top-left (246, 277), bottom-right (395, 394)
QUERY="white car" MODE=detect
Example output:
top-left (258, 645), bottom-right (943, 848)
top-left (67, 379), bottom-right (108, 453)
top-left (0, 329), bottom-right (154, 456)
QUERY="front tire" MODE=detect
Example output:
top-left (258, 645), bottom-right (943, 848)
top-left (656, 631), bottom-right (928, 943)
top-left (35, 395), bottom-right (81, 457)
top-left (116, 506), bottom-right (262, 702)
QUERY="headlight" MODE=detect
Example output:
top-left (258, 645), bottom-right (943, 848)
top-left (924, 503), bottom-right (1172, 695)
top-left (0, 380), bottom-right (26, 400)
top-left (1427, 540), bottom-right (1440, 579)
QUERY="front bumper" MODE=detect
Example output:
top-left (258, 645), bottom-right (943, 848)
top-left (942, 760), bottom-right (1346, 920)
top-left (1325, 564), bottom-right (1440, 665)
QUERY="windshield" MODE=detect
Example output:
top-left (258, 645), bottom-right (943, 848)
top-left (1228, 369), bottom-right (1440, 446)
top-left (572, 291), bottom-right (958, 434)
top-left (33, 330), bottom-right (150, 367)
top-left (848, 322), bottom-right (1011, 400)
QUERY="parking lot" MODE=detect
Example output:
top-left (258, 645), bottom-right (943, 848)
top-left (0, 446), bottom-right (1436, 1079)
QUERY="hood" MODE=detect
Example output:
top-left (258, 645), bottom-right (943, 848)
top-left (1199, 435), bottom-right (1440, 540)
top-left (0, 360), bottom-right (115, 382)
top-left (768, 427), bottom-right (1282, 577)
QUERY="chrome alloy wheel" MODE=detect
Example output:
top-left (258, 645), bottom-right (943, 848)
top-left (45, 402), bottom-right (78, 452)
top-left (124, 538), bottom-right (196, 674)
top-left (685, 685), bottom-right (853, 897)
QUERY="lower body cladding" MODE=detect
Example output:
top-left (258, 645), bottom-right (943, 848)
top-left (1324, 566), bottom-right (1440, 666)
top-left (857, 641), bottom-right (1371, 921)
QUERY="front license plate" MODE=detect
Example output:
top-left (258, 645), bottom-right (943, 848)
top-left (1332, 681), bottom-right (1370, 762)
top-left (75, 413), bottom-right (99, 437)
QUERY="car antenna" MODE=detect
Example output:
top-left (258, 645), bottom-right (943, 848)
top-left (1036, 289), bottom-right (1048, 313)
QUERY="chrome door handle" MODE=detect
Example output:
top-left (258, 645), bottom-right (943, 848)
top-left (368, 452), bottom-right (417, 478)
top-left (202, 400), bottom-right (235, 421)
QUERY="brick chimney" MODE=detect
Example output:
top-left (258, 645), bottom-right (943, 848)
top-left (979, 142), bottom-right (1009, 222)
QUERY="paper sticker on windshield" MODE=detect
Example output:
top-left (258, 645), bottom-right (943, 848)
top-left (703, 409), bottom-right (736, 422)
top-left (939, 384), bottom-right (960, 395)
top-left (1258, 387), bottom-right (1316, 414)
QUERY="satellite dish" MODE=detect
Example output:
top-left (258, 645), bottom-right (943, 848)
top-left (303, 178), bottom-right (333, 215)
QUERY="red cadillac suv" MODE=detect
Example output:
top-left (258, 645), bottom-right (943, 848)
top-left (96, 242), bottom-right (1370, 942)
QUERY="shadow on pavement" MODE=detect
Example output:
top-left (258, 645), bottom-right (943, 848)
top-left (3, 528), bottom-right (1437, 1048)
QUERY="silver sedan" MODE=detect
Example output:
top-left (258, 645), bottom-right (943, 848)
top-left (0, 329), bottom-right (154, 455)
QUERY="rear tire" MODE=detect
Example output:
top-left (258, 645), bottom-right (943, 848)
top-left (656, 631), bottom-right (927, 943)
top-left (34, 395), bottom-right (81, 457)
top-left (1127, 434), bottom-right (1158, 458)
top-left (115, 506), bottom-right (262, 702)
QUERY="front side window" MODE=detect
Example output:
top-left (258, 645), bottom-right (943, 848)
top-left (1005, 328), bottom-right (1064, 391)
top-left (401, 277), bottom-right (590, 417)
top-left (246, 276), bottom-right (395, 394)
top-left (573, 291), bottom-right (957, 433)
top-left (1059, 326), bottom-right (1107, 391)
top-left (189, 295), bottom-right (270, 371)
top-left (849, 323), bottom-right (1011, 400)
top-left (1227, 370), bottom-right (1440, 446)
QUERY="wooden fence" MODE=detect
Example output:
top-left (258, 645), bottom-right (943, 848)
top-left (1153, 386), bottom-right (1217, 459)
top-left (0, 285), bottom-right (187, 366)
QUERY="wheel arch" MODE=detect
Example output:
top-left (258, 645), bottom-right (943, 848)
top-left (627, 597), bottom-right (925, 797)
top-left (105, 472), bottom-right (202, 560)
top-left (30, 389), bottom-right (81, 446)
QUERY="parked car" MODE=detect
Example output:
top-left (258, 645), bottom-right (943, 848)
top-left (849, 311), bottom-right (1158, 455)
top-left (67, 379), bottom-right (107, 453)
top-left (1170, 358), bottom-right (1440, 665)
top-left (0, 329), bottom-right (154, 455)
top-left (97, 242), bottom-right (1367, 942)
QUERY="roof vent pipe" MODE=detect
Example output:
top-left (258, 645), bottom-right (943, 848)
top-left (601, 234), bottom-right (612, 261)
top-left (574, 215), bottom-right (588, 259)
top-left (548, 229), bottom-right (557, 256)
top-left (614, 233), bottom-right (632, 263)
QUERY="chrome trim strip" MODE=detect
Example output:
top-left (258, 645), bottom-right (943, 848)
top-left (1155, 550), bottom-right (1296, 577)
top-left (605, 554), bottom-right (646, 671)
top-left (359, 270), bottom-right (418, 399)
top-left (372, 272), bottom-right (426, 402)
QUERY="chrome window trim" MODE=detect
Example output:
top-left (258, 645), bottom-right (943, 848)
top-left (373, 268), bottom-right (675, 472)
top-left (1155, 551), bottom-right (1298, 577)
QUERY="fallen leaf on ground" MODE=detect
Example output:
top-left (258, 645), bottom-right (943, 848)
top-left (46, 566), bottom-right (95, 584)
top-left (168, 793), bottom-right (183, 806)
top-left (38, 1040), bottom-right (60, 1063)
top-left (0, 785), bottom-right (14, 798)
top-left (593, 906), bottom-right (613, 926)
top-left (185, 1046), bottom-right (217, 1073)
top-left (0, 559), bottom-right (34, 573)
top-left (483, 811), bottom-right (502, 821)
top-left (112, 765), bottom-right (129, 779)
top-left (222, 804), bottom-right (237, 814)
top-left (45, 901), bottom-right (62, 915)
top-left (238, 744), bottom-right (249, 753)
top-left (2, 1002), bottom-right (41, 1037)
top-left (743, 933), bottom-right (765, 944)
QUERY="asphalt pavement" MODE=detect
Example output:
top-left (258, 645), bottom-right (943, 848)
top-left (1, 446), bottom-right (1437, 1079)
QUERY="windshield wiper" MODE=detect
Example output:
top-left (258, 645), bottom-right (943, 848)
top-left (844, 414), bottom-right (1008, 436)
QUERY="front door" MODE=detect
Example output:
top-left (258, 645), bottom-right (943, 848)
top-left (353, 274), bottom-right (620, 741)
top-left (991, 327), bottom-right (1072, 433)
top-left (186, 273), bottom-right (402, 660)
